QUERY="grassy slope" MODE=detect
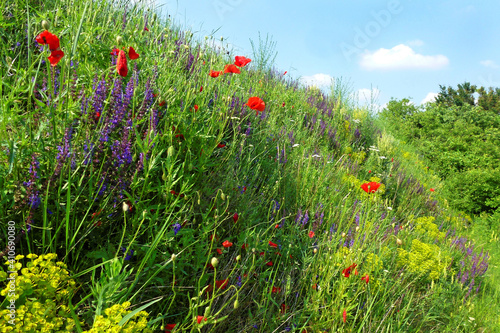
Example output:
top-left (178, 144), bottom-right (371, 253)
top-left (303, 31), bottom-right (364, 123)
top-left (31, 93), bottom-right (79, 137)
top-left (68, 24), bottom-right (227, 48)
top-left (0, 0), bottom-right (499, 331)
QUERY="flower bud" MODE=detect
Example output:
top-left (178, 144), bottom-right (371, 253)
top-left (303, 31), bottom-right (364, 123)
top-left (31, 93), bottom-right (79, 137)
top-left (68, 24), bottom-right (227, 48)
top-left (171, 253), bottom-right (177, 261)
top-left (355, 226), bottom-right (360, 232)
top-left (116, 35), bottom-right (123, 45)
top-left (341, 232), bottom-right (346, 238)
top-left (220, 192), bottom-right (225, 201)
top-left (396, 238), bottom-right (402, 246)
top-left (41, 20), bottom-right (50, 30)
top-left (236, 255), bottom-right (241, 262)
top-left (167, 145), bottom-right (175, 157)
top-left (313, 248), bottom-right (318, 254)
top-left (122, 202), bottom-right (129, 212)
top-left (204, 306), bottom-right (211, 317)
top-left (234, 299), bottom-right (239, 309)
top-left (211, 257), bottom-right (219, 268)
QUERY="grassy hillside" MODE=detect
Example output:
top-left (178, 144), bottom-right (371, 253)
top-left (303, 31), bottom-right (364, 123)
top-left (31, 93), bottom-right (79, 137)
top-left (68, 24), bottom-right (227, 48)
top-left (0, 0), bottom-right (499, 331)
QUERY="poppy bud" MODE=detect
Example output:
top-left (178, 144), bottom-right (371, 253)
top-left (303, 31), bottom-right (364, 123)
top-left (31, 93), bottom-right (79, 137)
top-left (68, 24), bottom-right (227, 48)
top-left (234, 299), bottom-right (239, 309)
top-left (355, 226), bottom-right (360, 232)
top-left (220, 192), bottom-right (225, 200)
top-left (122, 202), bottom-right (129, 212)
top-left (116, 35), bottom-right (123, 45)
top-left (341, 232), bottom-right (346, 238)
top-left (41, 20), bottom-right (50, 30)
top-left (396, 238), bottom-right (402, 246)
top-left (211, 257), bottom-right (219, 268)
top-left (236, 255), bottom-right (241, 262)
top-left (167, 145), bottom-right (175, 157)
top-left (313, 248), bottom-right (317, 254)
top-left (171, 253), bottom-right (177, 261)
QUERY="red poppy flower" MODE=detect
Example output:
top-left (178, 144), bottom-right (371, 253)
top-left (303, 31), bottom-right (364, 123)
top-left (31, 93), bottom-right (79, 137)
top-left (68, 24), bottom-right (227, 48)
top-left (283, 71), bottom-right (287, 75)
top-left (199, 86), bottom-right (203, 92)
top-left (216, 248), bottom-right (223, 255)
top-left (224, 64), bottom-right (241, 74)
top-left (233, 213), bottom-right (239, 223)
top-left (159, 100), bottom-right (166, 107)
top-left (275, 224), bottom-right (280, 229)
top-left (222, 240), bottom-right (233, 248)
top-left (259, 251), bottom-right (265, 256)
top-left (94, 111), bottom-right (101, 122)
top-left (144, 27), bottom-right (150, 32)
top-left (308, 231), bottom-right (315, 238)
top-left (217, 143), bottom-right (225, 148)
top-left (36, 30), bottom-right (60, 51)
top-left (165, 323), bottom-right (176, 332)
top-left (266, 261), bottom-right (273, 266)
top-left (209, 70), bottom-right (223, 78)
top-left (361, 274), bottom-right (370, 284)
top-left (197, 316), bottom-right (207, 324)
top-left (216, 279), bottom-right (228, 290)
top-left (360, 182), bottom-right (381, 194)
top-left (128, 46), bottom-right (140, 60)
top-left (110, 48), bottom-right (120, 56)
top-left (368, 170), bottom-right (371, 173)
top-left (342, 263), bottom-right (357, 278)
top-left (117, 49), bottom-right (128, 76)
top-left (271, 286), bottom-right (281, 293)
top-left (241, 243), bottom-right (248, 250)
top-left (246, 97), bottom-right (266, 115)
top-left (48, 49), bottom-right (64, 66)
top-left (280, 303), bottom-right (288, 314)
top-left (343, 309), bottom-right (347, 323)
top-left (430, 188), bottom-right (435, 192)
top-left (312, 283), bottom-right (317, 290)
top-left (282, 102), bottom-right (285, 107)
top-left (269, 241), bottom-right (278, 248)
top-left (194, 105), bottom-right (199, 111)
top-left (234, 55), bottom-right (251, 67)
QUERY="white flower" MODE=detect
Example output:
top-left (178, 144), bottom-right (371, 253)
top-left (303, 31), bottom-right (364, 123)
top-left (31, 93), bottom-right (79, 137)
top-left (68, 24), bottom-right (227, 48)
top-left (311, 154), bottom-right (321, 158)
top-left (379, 156), bottom-right (387, 159)
top-left (353, 119), bottom-right (361, 123)
top-left (292, 144), bottom-right (300, 148)
top-left (387, 207), bottom-right (393, 211)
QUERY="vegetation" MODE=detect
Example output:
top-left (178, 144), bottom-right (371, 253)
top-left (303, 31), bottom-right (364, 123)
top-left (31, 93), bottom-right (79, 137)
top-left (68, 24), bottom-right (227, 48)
top-left (0, 0), bottom-right (499, 332)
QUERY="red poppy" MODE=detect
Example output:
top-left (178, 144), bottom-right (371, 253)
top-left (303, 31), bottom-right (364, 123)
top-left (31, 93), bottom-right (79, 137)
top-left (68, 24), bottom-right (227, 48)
top-left (216, 279), bottom-right (228, 289)
top-left (194, 105), bottom-right (199, 111)
top-left (361, 274), bottom-right (370, 284)
top-left (117, 49), bottom-right (128, 76)
top-left (217, 143), bottom-right (225, 148)
top-left (159, 100), bottom-right (166, 107)
top-left (165, 323), bottom-right (176, 333)
top-left (241, 243), bottom-right (248, 250)
top-left (312, 283), bottom-right (317, 290)
top-left (269, 241), bottom-right (278, 248)
top-left (368, 170), bottom-right (371, 173)
top-left (271, 286), bottom-right (281, 293)
top-left (144, 27), bottom-right (149, 32)
top-left (282, 102), bottom-right (285, 107)
top-left (222, 240), bottom-right (233, 248)
top-left (259, 251), bottom-right (265, 256)
top-left (275, 224), bottom-right (280, 229)
top-left (128, 46), bottom-right (140, 60)
top-left (246, 97), bottom-right (266, 115)
top-left (360, 182), bottom-right (381, 194)
top-left (430, 188), bottom-right (435, 192)
top-left (308, 231), bottom-right (315, 238)
top-left (280, 303), bottom-right (288, 314)
top-left (48, 49), bottom-right (64, 66)
top-left (209, 70), bottom-right (223, 78)
top-left (266, 261), bottom-right (273, 266)
top-left (342, 263), bottom-right (357, 278)
top-left (110, 48), bottom-right (120, 56)
top-left (234, 56), bottom-right (251, 67)
top-left (224, 64), bottom-right (241, 74)
top-left (197, 316), bottom-right (207, 324)
top-left (216, 248), bottom-right (223, 255)
top-left (199, 86), bottom-right (203, 92)
top-left (283, 71), bottom-right (287, 75)
top-left (36, 30), bottom-right (60, 51)
top-left (94, 112), bottom-right (101, 122)
top-left (233, 213), bottom-right (239, 223)
top-left (343, 309), bottom-right (347, 323)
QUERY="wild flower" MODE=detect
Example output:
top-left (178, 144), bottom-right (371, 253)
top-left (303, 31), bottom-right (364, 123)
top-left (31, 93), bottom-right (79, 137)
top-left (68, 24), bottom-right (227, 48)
top-left (234, 55), bottom-right (251, 67)
top-left (224, 64), bottom-right (241, 74)
top-left (246, 97), bottom-right (265, 115)
top-left (360, 182), bottom-right (381, 193)
top-left (342, 263), bottom-right (357, 277)
top-left (222, 240), bottom-right (233, 248)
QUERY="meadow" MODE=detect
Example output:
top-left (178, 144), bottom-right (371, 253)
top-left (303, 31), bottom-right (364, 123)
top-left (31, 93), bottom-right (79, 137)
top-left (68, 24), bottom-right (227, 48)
top-left (0, 0), bottom-right (499, 332)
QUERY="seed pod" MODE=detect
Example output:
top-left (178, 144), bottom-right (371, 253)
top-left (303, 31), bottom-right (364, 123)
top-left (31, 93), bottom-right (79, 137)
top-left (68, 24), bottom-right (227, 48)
top-left (41, 20), bottom-right (50, 30)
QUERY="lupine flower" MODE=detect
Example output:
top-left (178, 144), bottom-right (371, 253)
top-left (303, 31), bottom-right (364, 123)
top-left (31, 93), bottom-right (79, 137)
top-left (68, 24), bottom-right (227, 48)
top-left (117, 49), bottom-right (128, 76)
top-left (209, 70), bottom-right (223, 77)
top-left (361, 274), bottom-right (370, 284)
top-left (361, 182), bottom-right (381, 193)
top-left (246, 97), bottom-right (265, 115)
top-left (224, 64), bottom-right (240, 74)
top-left (222, 240), bottom-right (233, 248)
top-left (234, 55), bottom-right (251, 67)
top-left (128, 46), bottom-right (139, 59)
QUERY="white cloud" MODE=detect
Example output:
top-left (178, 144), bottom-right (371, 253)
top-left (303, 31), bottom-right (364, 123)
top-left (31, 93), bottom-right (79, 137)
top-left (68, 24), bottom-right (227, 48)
top-left (420, 92), bottom-right (439, 104)
top-left (360, 44), bottom-right (449, 70)
top-left (300, 73), bottom-right (333, 89)
top-left (480, 60), bottom-right (499, 69)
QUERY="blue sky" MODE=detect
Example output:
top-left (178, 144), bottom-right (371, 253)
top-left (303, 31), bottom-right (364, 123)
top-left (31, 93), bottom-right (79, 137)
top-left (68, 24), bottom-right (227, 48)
top-left (156, 0), bottom-right (500, 109)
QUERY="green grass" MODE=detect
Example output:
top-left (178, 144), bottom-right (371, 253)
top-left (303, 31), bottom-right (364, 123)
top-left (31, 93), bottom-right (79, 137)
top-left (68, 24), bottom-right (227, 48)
top-left (0, 0), bottom-right (499, 332)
